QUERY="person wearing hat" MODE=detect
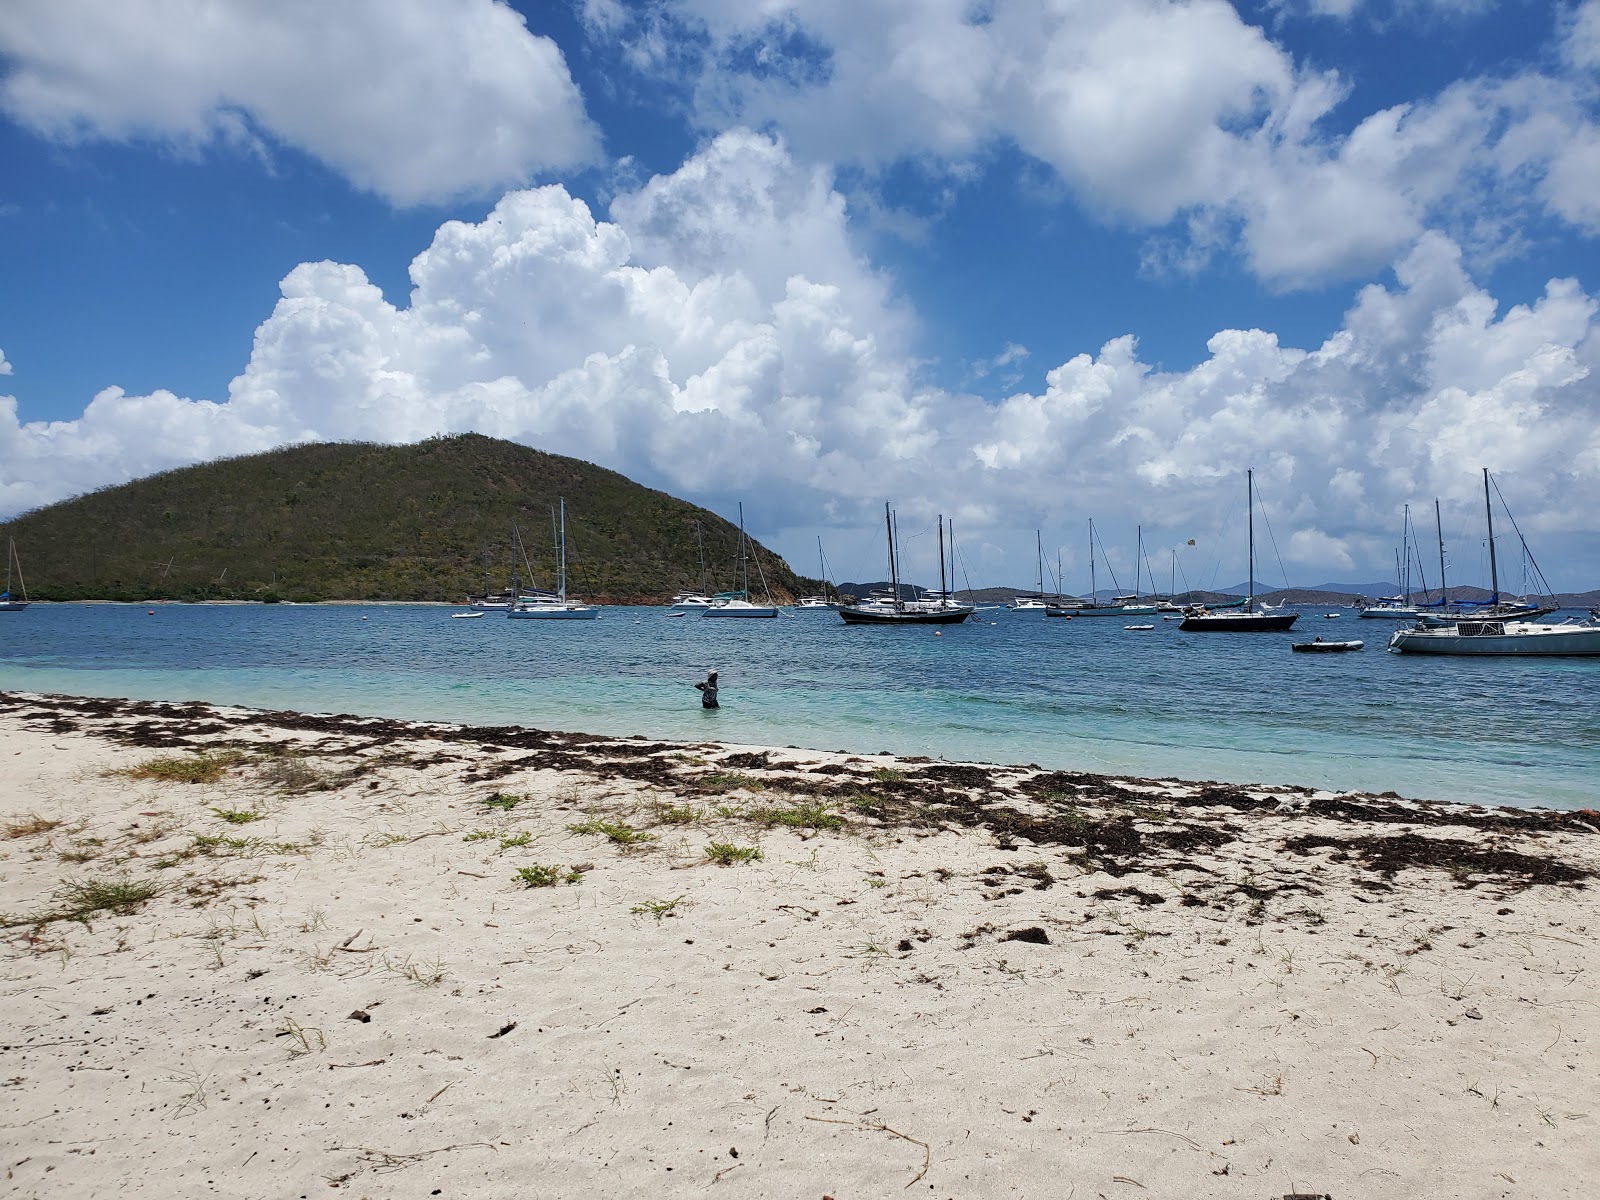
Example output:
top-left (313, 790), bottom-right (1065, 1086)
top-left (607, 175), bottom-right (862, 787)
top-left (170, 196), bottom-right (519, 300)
top-left (694, 669), bottom-right (719, 709)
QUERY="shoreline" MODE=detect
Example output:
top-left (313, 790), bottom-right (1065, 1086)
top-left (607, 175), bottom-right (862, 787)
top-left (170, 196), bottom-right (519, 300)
top-left (2, 690), bottom-right (1596, 1197)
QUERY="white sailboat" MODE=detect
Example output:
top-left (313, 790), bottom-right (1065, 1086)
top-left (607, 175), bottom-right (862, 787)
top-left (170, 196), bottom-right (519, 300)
top-left (508, 499), bottom-right (599, 620)
top-left (1389, 470), bottom-right (1595, 656)
top-left (793, 537), bottom-right (836, 608)
top-left (704, 503), bottom-right (779, 618)
top-left (1, 538), bottom-right (28, 612)
top-left (669, 523), bottom-right (715, 612)
top-left (1008, 532), bottom-right (1051, 610)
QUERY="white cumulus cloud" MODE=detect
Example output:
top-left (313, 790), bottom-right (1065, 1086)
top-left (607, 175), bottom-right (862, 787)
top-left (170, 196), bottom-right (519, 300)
top-left (0, 0), bottom-right (599, 204)
top-left (2, 133), bottom-right (1598, 587)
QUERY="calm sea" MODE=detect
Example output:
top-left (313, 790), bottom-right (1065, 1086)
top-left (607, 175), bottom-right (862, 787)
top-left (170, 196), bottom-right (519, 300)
top-left (2, 603), bottom-right (1597, 810)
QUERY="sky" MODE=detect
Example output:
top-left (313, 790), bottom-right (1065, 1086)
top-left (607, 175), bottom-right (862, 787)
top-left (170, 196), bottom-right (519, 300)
top-left (3, 0), bottom-right (1600, 596)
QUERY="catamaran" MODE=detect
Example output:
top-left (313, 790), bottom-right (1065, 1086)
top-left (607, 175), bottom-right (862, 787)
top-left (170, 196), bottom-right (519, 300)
top-left (704, 503), bottom-right (779, 618)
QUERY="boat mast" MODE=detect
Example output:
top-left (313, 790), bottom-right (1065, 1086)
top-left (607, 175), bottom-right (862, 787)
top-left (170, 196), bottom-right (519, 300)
top-left (1134, 525), bottom-right (1142, 600)
top-left (738, 502), bottom-right (749, 598)
top-left (1246, 469), bottom-right (1255, 612)
top-left (1483, 467), bottom-right (1500, 602)
top-left (938, 514), bottom-right (948, 601)
top-left (1035, 530), bottom-right (1044, 597)
top-left (817, 536), bottom-right (826, 600)
top-left (557, 499), bottom-right (568, 602)
top-left (884, 502), bottom-right (899, 610)
top-left (696, 523), bottom-right (708, 595)
top-left (1088, 521), bottom-right (1096, 605)
top-left (1401, 504), bottom-right (1411, 602)
top-left (1435, 499), bottom-right (1447, 606)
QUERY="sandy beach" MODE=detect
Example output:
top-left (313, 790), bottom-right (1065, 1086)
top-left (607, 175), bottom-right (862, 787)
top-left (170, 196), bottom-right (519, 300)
top-left (1, 689), bottom-right (1596, 1198)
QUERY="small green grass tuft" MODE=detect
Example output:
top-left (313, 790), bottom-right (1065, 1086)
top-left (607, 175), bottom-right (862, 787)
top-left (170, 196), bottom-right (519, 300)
top-left (747, 800), bottom-right (844, 832)
top-left (1, 875), bottom-right (164, 929)
top-left (209, 807), bottom-right (264, 825)
top-left (567, 818), bottom-right (655, 847)
top-left (115, 750), bottom-right (244, 785)
top-left (516, 863), bottom-right (583, 888)
top-left (871, 767), bottom-right (905, 783)
top-left (705, 840), bottom-right (762, 866)
top-left (630, 895), bottom-right (688, 921)
top-left (462, 829), bottom-right (496, 842)
top-left (499, 831), bottom-right (533, 850)
top-left (652, 803), bottom-right (701, 826)
top-left (483, 792), bottom-right (526, 811)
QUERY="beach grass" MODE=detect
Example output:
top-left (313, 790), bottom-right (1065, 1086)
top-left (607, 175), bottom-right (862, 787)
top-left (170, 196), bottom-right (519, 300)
top-left (114, 750), bottom-right (244, 785)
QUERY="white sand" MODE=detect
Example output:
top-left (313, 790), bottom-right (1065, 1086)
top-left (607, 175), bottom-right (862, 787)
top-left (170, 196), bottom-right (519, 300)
top-left (2, 691), bottom-right (1596, 1198)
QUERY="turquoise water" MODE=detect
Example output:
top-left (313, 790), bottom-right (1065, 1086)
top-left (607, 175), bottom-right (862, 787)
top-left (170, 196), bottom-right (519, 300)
top-left (2, 603), bottom-right (1597, 809)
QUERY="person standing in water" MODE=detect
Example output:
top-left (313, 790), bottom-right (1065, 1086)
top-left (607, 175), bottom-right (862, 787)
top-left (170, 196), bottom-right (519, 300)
top-left (695, 669), bottom-right (719, 709)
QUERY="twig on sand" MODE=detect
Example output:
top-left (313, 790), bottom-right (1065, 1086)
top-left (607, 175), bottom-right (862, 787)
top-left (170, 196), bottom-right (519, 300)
top-left (330, 1141), bottom-right (496, 1173)
top-left (336, 929), bottom-right (378, 953)
top-left (864, 1121), bottom-right (931, 1189)
top-left (1099, 1126), bottom-right (1201, 1151)
top-left (805, 1115), bottom-right (930, 1188)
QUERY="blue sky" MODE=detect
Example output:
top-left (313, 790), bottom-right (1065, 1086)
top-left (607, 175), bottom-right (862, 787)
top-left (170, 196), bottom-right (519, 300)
top-left (3, 0), bottom-right (1600, 593)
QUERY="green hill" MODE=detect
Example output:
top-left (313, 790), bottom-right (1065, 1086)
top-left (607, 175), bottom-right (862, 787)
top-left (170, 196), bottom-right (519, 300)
top-left (1, 435), bottom-right (814, 604)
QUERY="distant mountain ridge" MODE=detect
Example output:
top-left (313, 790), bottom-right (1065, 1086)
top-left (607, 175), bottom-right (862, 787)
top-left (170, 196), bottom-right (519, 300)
top-left (1, 435), bottom-right (815, 604)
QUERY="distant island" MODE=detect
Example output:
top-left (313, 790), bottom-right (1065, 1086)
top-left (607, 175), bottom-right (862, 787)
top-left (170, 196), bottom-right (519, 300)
top-left (0, 435), bottom-right (815, 605)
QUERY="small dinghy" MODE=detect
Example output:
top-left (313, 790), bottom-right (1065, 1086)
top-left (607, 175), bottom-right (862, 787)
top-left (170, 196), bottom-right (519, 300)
top-left (451, 611), bottom-right (485, 619)
top-left (1124, 623), bottom-right (1155, 631)
top-left (1292, 637), bottom-right (1363, 652)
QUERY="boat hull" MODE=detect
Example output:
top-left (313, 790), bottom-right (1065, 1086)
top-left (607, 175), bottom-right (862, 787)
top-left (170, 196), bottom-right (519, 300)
top-left (839, 605), bottom-right (972, 625)
top-left (1179, 612), bottom-right (1299, 632)
top-left (1387, 622), bottom-right (1600, 655)
top-left (1292, 639), bottom-right (1363, 652)
top-left (1053, 604), bottom-right (1159, 618)
top-left (704, 604), bottom-right (779, 618)
top-left (508, 606), bottom-right (599, 620)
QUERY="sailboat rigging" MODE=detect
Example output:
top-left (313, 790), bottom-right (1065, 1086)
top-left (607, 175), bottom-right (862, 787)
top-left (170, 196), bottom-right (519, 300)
top-left (704, 503), bottom-right (779, 617)
top-left (1179, 469), bottom-right (1299, 632)
top-left (508, 498), bottom-right (599, 619)
top-left (1, 538), bottom-right (28, 612)
top-left (838, 505), bottom-right (974, 624)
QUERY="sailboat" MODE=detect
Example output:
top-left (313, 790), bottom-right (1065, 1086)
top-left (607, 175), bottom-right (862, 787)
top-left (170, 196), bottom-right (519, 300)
top-left (669, 523), bottom-right (715, 612)
top-left (467, 540), bottom-right (517, 609)
top-left (704, 504), bottom-right (779, 618)
top-left (1359, 505), bottom-right (1426, 620)
top-left (793, 538), bottom-right (835, 608)
top-left (1, 538), bottom-right (28, 612)
top-left (1009, 532), bottom-right (1051, 610)
top-left (1388, 469), bottom-right (1597, 655)
top-left (1048, 522), bottom-right (1158, 617)
top-left (1179, 470), bottom-right (1299, 632)
top-left (508, 499), bottom-right (599, 619)
top-left (839, 506), bottom-right (973, 625)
